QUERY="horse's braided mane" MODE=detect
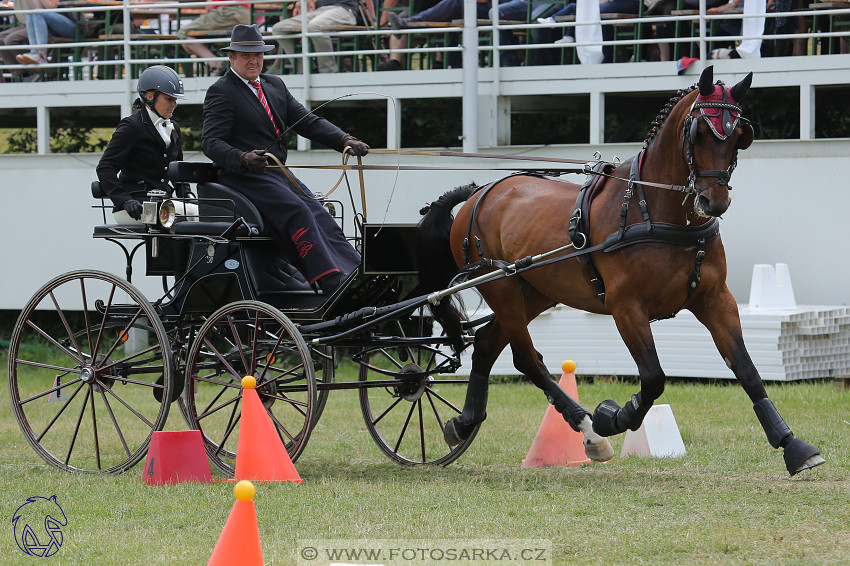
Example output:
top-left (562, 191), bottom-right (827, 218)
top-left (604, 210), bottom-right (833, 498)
top-left (642, 84), bottom-right (699, 149)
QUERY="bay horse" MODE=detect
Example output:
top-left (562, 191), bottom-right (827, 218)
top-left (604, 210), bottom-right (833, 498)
top-left (417, 66), bottom-right (824, 476)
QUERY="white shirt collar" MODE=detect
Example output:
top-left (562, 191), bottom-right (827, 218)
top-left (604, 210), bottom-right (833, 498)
top-left (145, 106), bottom-right (173, 147)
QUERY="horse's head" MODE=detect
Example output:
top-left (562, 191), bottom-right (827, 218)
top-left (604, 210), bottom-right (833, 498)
top-left (679, 66), bottom-right (754, 218)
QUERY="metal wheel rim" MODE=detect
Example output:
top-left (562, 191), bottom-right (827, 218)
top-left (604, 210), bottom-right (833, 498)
top-left (7, 270), bottom-right (173, 473)
top-left (183, 300), bottom-right (316, 475)
top-left (358, 313), bottom-right (478, 466)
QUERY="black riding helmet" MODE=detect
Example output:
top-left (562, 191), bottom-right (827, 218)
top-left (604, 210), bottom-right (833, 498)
top-left (135, 65), bottom-right (185, 115)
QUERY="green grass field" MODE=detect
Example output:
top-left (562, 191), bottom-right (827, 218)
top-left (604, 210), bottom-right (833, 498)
top-left (1, 356), bottom-right (848, 565)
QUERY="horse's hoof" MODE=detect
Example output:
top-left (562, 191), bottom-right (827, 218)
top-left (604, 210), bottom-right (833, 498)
top-left (584, 438), bottom-right (614, 462)
top-left (591, 400), bottom-right (623, 437)
top-left (783, 437), bottom-right (825, 476)
top-left (443, 418), bottom-right (465, 446)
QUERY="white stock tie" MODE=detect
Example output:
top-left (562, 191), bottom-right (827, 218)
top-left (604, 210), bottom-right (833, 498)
top-left (154, 117), bottom-right (173, 147)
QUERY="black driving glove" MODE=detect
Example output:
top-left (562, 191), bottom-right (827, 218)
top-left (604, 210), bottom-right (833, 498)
top-left (341, 134), bottom-right (370, 157)
top-left (123, 199), bottom-right (143, 220)
top-left (241, 150), bottom-right (268, 172)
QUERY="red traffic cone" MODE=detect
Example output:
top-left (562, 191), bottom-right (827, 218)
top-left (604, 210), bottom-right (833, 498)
top-left (234, 376), bottom-right (303, 483)
top-left (522, 360), bottom-right (591, 468)
top-left (208, 480), bottom-right (263, 566)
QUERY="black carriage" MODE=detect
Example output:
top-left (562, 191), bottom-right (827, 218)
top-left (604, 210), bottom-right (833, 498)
top-left (7, 161), bottom-right (480, 474)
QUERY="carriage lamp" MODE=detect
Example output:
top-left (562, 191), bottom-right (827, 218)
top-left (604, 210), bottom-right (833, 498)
top-left (158, 199), bottom-right (177, 229)
top-left (140, 189), bottom-right (177, 230)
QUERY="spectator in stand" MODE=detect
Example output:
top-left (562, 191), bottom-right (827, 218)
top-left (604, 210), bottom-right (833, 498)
top-left (97, 65), bottom-right (198, 224)
top-left (15, 0), bottom-right (75, 67)
top-left (272, 0), bottom-right (360, 74)
top-left (540, 0), bottom-right (639, 63)
top-left (648, 0), bottom-right (724, 61)
top-left (377, 0), bottom-right (441, 71)
top-left (490, 0), bottom-right (563, 67)
top-left (388, 0), bottom-right (492, 30)
top-left (175, 2), bottom-right (250, 76)
top-left (386, 0), bottom-right (492, 68)
top-left (0, 19), bottom-right (39, 82)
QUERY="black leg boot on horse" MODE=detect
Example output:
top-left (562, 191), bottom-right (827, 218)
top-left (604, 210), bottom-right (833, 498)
top-left (444, 370), bottom-right (489, 446)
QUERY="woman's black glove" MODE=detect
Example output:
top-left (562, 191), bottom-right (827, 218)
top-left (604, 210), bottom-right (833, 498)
top-left (341, 134), bottom-right (370, 157)
top-left (123, 199), bottom-right (143, 220)
top-left (241, 150), bottom-right (268, 172)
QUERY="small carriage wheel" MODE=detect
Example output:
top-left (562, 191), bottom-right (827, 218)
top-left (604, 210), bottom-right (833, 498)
top-left (357, 309), bottom-right (478, 466)
top-left (183, 300), bottom-right (317, 475)
top-left (7, 270), bottom-right (173, 473)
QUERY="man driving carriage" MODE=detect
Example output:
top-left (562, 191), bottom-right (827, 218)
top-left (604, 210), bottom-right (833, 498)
top-left (201, 24), bottom-right (370, 296)
top-left (96, 65), bottom-right (199, 224)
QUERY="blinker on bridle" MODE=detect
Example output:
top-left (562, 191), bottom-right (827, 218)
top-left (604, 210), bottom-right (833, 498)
top-left (681, 84), bottom-right (753, 205)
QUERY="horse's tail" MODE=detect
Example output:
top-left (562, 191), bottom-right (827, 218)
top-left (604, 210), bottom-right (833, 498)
top-left (416, 183), bottom-right (478, 356)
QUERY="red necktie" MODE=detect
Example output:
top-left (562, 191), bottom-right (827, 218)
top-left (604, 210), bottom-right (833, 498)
top-left (249, 79), bottom-right (281, 136)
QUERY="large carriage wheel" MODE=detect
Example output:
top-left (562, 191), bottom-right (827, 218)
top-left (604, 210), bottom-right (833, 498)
top-left (7, 270), bottom-right (173, 473)
top-left (357, 310), bottom-right (478, 465)
top-left (183, 301), bottom-right (316, 475)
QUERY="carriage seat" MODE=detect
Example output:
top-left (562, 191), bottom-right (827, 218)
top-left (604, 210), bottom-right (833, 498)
top-left (91, 181), bottom-right (147, 236)
top-left (168, 161), bottom-right (316, 295)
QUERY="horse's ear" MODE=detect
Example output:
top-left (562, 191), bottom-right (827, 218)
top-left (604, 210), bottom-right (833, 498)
top-left (730, 72), bottom-right (754, 103)
top-left (698, 65), bottom-right (714, 96)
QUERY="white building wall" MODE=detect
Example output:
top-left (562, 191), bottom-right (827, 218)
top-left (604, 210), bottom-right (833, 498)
top-left (1, 138), bottom-right (848, 311)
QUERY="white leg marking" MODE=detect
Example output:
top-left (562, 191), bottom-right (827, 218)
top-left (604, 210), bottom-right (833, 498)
top-left (578, 415), bottom-right (614, 462)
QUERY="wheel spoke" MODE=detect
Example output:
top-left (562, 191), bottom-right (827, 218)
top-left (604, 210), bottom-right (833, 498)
top-left (212, 400), bottom-right (241, 458)
top-left (91, 386), bottom-right (101, 470)
top-left (24, 320), bottom-right (84, 366)
top-left (98, 388), bottom-right (132, 458)
top-left (226, 313), bottom-right (250, 377)
top-left (426, 389), bottom-right (447, 432)
top-left (393, 400), bottom-right (418, 453)
top-left (35, 381), bottom-right (86, 441)
top-left (99, 307), bottom-right (145, 364)
top-left (65, 387), bottom-right (91, 466)
top-left (100, 384), bottom-right (156, 430)
top-left (267, 409), bottom-right (296, 444)
top-left (418, 399), bottom-right (426, 462)
top-left (250, 311), bottom-right (260, 376)
top-left (91, 283), bottom-right (117, 362)
top-left (202, 338), bottom-right (244, 383)
top-left (371, 394), bottom-right (405, 426)
top-left (49, 290), bottom-right (86, 364)
top-left (197, 392), bottom-right (240, 421)
top-left (426, 385), bottom-right (463, 414)
top-left (79, 278), bottom-right (96, 364)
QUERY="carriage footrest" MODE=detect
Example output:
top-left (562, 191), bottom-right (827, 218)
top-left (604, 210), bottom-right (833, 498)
top-left (173, 221), bottom-right (261, 237)
top-left (93, 225), bottom-right (148, 237)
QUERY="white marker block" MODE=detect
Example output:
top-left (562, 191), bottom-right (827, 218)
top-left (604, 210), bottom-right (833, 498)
top-left (620, 404), bottom-right (686, 458)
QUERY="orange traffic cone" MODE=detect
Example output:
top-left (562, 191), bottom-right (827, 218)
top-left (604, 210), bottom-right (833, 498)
top-left (521, 360), bottom-right (592, 468)
top-left (208, 480), bottom-right (263, 566)
top-left (234, 376), bottom-right (303, 483)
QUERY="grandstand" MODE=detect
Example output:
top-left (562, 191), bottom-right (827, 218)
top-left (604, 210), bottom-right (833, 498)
top-left (1, 0), bottom-right (849, 309)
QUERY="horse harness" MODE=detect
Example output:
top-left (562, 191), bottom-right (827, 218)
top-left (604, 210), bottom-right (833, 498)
top-left (455, 158), bottom-right (720, 321)
top-left (568, 153), bottom-right (720, 320)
